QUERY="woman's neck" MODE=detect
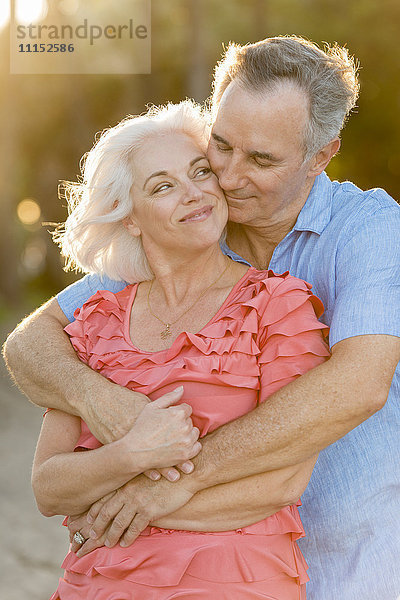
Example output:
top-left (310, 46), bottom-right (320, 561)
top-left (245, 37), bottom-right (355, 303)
top-left (144, 243), bottom-right (233, 309)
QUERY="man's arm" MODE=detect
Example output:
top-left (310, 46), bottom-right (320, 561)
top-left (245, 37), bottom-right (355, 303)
top-left (189, 334), bottom-right (399, 490)
top-left (153, 454), bottom-right (317, 530)
top-left (70, 454), bottom-right (317, 555)
top-left (3, 298), bottom-right (148, 443)
top-left (82, 333), bottom-right (399, 551)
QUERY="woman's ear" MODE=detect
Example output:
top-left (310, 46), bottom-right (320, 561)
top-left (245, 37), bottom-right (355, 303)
top-left (123, 215), bottom-right (141, 237)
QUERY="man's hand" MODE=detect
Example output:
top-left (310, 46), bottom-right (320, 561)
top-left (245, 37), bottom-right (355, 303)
top-left (73, 475), bottom-right (194, 556)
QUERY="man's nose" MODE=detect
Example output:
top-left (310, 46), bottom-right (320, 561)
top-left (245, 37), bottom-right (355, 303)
top-left (216, 157), bottom-right (247, 191)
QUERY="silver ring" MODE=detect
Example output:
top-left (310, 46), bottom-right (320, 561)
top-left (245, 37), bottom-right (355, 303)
top-left (73, 531), bottom-right (86, 545)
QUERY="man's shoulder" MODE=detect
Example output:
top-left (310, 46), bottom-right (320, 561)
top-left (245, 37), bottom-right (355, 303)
top-left (330, 178), bottom-right (400, 218)
top-left (57, 273), bottom-right (128, 322)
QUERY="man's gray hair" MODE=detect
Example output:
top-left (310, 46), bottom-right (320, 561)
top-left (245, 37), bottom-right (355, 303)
top-left (211, 35), bottom-right (359, 158)
top-left (54, 100), bottom-right (209, 283)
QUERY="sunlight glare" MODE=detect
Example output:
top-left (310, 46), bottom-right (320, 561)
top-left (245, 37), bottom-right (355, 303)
top-left (17, 199), bottom-right (42, 226)
top-left (16, 0), bottom-right (48, 25)
top-left (58, 0), bottom-right (79, 16)
top-left (0, 0), bottom-right (10, 29)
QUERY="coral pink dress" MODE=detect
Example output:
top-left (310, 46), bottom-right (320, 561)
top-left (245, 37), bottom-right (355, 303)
top-left (51, 268), bottom-right (329, 600)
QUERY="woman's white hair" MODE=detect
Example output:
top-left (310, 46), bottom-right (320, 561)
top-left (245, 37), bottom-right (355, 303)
top-left (54, 100), bottom-right (210, 283)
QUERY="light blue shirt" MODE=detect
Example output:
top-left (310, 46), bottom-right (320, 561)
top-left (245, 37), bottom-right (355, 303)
top-left (58, 172), bottom-right (400, 600)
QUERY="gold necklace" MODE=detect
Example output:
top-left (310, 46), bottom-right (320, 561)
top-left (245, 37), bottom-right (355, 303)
top-left (147, 261), bottom-right (231, 339)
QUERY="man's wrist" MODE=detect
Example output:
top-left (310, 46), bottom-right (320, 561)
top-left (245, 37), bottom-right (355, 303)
top-left (66, 360), bottom-right (106, 417)
top-left (179, 463), bottom-right (210, 494)
top-left (181, 433), bottom-right (220, 494)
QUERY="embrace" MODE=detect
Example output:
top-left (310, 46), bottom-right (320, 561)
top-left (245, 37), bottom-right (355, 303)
top-left (4, 36), bottom-right (400, 600)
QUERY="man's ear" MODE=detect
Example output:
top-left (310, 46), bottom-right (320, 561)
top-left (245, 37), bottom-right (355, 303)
top-left (123, 215), bottom-right (141, 237)
top-left (308, 137), bottom-right (341, 177)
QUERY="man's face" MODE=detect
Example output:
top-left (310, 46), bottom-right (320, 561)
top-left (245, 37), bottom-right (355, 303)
top-left (207, 81), bottom-right (314, 228)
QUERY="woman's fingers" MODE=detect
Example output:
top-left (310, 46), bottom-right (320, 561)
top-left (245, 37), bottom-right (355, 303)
top-left (88, 495), bottom-right (125, 540)
top-left (151, 386), bottom-right (184, 408)
top-left (68, 514), bottom-right (92, 551)
top-left (76, 533), bottom-right (107, 558)
top-left (104, 505), bottom-right (138, 548)
top-left (143, 469), bottom-right (162, 481)
top-left (152, 467), bottom-right (181, 481)
top-left (176, 459), bottom-right (195, 474)
top-left (191, 427), bottom-right (200, 443)
top-left (86, 490), bottom-right (117, 525)
top-left (120, 513), bottom-right (150, 547)
top-left (188, 440), bottom-right (202, 459)
top-left (143, 459), bottom-right (196, 482)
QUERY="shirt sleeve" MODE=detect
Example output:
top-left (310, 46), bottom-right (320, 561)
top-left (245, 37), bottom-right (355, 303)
top-left (329, 205), bottom-right (400, 348)
top-left (57, 273), bottom-right (128, 322)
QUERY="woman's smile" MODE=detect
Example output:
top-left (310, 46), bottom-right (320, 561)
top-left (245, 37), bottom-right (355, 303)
top-left (179, 205), bottom-right (213, 223)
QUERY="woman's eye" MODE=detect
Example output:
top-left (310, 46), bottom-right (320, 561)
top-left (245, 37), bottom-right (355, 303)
top-left (217, 145), bottom-right (231, 152)
top-left (153, 183), bottom-right (171, 194)
top-left (195, 167), bottom-right (211, 177)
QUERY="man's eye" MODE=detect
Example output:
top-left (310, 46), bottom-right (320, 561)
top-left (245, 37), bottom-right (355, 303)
top-left (217, 145), bottom-right (231, 152)
top-left (253, 158), bottom-right (270, 168)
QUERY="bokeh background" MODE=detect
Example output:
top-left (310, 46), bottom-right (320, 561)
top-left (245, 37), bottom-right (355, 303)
top-left (1, 0), bottom-right (399, 598)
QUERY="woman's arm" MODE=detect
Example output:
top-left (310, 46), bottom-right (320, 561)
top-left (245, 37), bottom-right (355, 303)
top-left (32, 410), bottom-right (141, 517)
top-left (32, 392), bottom-right (201, 517)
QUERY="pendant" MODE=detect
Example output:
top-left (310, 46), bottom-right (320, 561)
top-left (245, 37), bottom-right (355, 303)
top-left (160, 324), bottom-right (172, 339)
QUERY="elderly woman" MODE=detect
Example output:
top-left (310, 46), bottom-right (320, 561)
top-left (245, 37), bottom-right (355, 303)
top-left (32, 101), bottom-right (329, 599)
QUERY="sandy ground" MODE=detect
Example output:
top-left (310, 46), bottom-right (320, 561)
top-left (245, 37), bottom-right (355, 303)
top-left (0, 358), bottom-right (68, 599)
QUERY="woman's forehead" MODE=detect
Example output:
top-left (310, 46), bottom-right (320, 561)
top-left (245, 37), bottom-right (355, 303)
top-left (132, 132), bottom-right (207, 181)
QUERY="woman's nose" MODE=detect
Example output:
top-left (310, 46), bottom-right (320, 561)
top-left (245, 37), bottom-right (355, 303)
top-left (182, 180), bottom-right (203, 203)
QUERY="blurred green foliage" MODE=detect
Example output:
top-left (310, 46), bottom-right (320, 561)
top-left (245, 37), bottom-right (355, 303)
top-left (1, 0), bottom-right (399, 325)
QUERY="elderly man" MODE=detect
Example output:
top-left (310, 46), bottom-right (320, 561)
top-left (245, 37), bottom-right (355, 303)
top-left (4, 36), bottom-right (400, 599)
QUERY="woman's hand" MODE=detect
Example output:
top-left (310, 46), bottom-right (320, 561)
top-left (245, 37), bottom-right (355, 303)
top-left (68, 475), bottom-right (194, 557)
top-left (119, 386), bottom-right (202, 472)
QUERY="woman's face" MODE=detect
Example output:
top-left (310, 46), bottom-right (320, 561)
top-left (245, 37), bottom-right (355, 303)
top-left (126, 132), bottom-right (228, 257)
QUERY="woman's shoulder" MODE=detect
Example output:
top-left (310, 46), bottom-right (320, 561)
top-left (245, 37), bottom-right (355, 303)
top-left (63, 285), bottom-right (135, 352)
top-left (229, 267), bottom-right (326, 329)
top-left (68, 285), bottom-right (134, 322)
top-left (237, 267), bottom-right (319, 302)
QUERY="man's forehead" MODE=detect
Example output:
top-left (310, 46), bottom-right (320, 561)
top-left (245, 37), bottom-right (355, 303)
top-left (214, 79), bottom-right (307, 120)
top-left (211, 80), bottom-right (308, 149)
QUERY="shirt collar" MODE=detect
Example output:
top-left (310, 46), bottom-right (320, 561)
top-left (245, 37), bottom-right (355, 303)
top-left (221, 171), bottom-right (333, 261)
top-left (293, 171), bottom-right (333, 235)
top-left (220, 239), bottom-right (251, 265)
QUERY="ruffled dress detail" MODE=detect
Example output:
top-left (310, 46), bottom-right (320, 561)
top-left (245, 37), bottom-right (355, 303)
top-left (52, 268), bottom-right (329, 598)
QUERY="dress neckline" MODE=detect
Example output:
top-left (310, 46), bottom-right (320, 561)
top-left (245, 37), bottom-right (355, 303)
top-left (123, 267), bottom-right (255, 355)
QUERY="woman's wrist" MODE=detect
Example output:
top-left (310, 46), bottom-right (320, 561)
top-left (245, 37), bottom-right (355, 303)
top-left (111, 434), bottom-right (150, 476)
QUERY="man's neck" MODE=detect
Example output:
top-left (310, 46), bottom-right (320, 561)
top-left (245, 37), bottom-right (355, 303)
top-left (226, 177), bottom-right (316, 269)
top-left (226, 217), bottom-right (296, 270)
